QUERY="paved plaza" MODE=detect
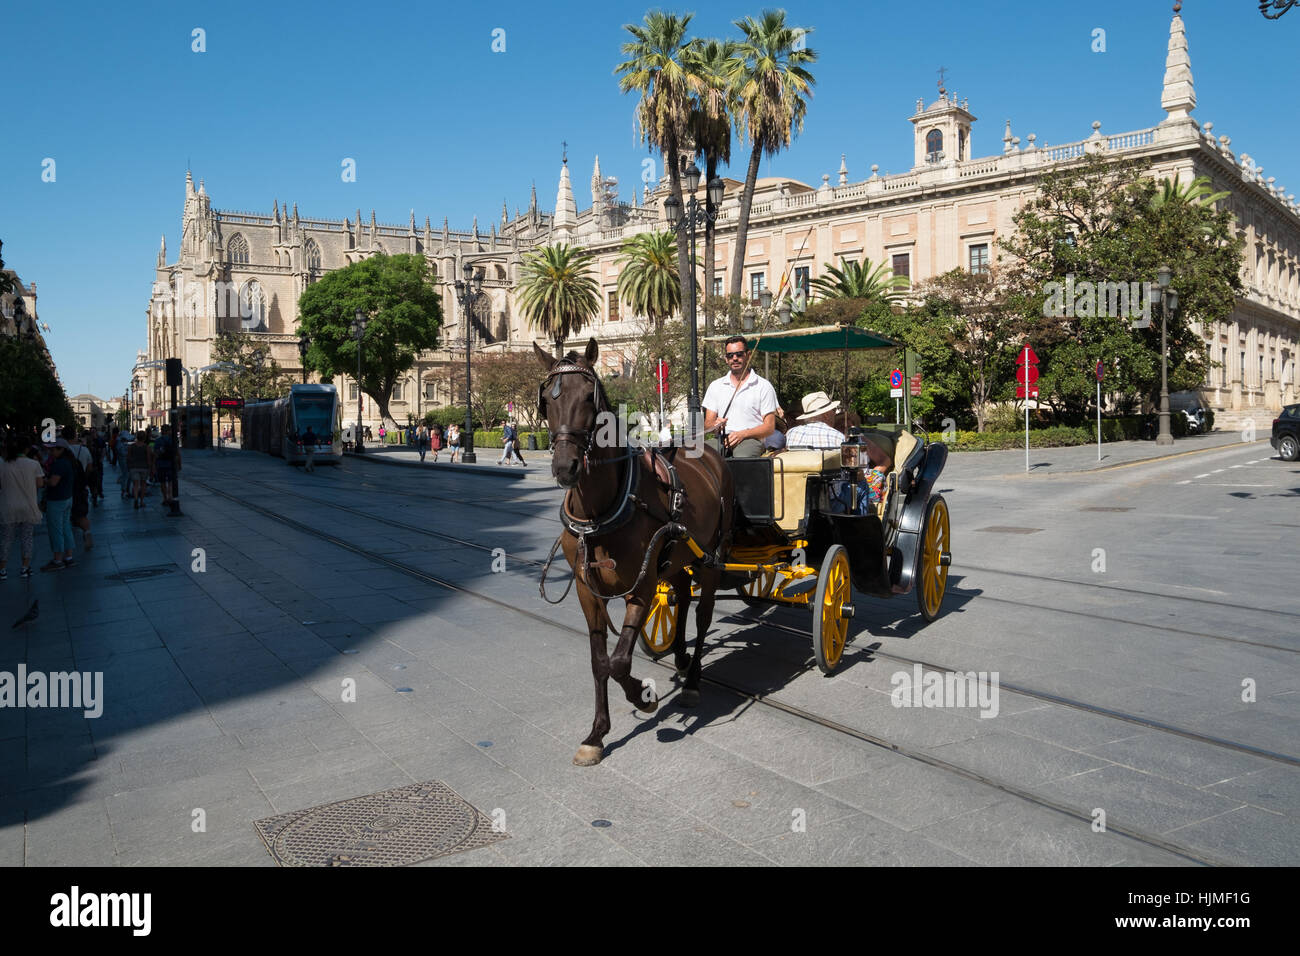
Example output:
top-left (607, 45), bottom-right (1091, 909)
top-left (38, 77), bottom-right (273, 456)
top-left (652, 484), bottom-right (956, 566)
top-left (1, 435), bottom-right (1297, 866)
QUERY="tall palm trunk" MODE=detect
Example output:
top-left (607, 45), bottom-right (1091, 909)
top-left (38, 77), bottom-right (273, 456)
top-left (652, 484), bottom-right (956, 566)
top-left (728, 142), bottom-right (764, 299)
top-left (666, 136), bottom-right (691, 326)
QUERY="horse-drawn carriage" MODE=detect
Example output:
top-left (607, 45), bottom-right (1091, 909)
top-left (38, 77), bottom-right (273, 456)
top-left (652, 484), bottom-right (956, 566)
top-left (534, 326), bottom-right (952, 765)
top-left (639, 324), bottom-right (952, 674)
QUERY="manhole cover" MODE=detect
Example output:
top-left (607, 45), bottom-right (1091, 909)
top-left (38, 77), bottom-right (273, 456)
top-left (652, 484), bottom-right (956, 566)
top-left (254, 780), bottom-right (507, 866)
top-left (105, 565), bottom-right (177, 582)
top-left (973, 526), bottom-right (1042, 535)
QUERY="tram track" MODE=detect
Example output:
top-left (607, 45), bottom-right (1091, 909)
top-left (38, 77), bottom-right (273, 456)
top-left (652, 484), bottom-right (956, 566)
top-left (184, 472), bottom-right (1272, 866)
top-left (188, 468), bottom-right (1294, 764)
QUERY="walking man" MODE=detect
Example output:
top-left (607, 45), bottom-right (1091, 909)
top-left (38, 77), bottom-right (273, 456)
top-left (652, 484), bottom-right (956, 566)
top-left (302, 426), bottom-right (317, 472)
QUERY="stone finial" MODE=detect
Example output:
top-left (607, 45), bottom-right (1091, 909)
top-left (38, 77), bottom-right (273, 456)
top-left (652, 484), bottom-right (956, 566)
top-left (292, 202), bottom-right (299, 223)
top-left (273, 199), bottom-right (280, 221)
top-left (553, 160), bottom-right (577, 236)
top-left (838, 153), bottom-right (848, 186)
top-left (1090, 121), bottom-right (1103, 139)
top-left (1160, 7), bottom-right (1196, 123)
top-left (870, 164), bottom-right (879, 178)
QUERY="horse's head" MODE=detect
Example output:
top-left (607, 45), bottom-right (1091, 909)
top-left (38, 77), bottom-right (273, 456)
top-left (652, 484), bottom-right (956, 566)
top-left (535, 338), bottom-right (605, 489)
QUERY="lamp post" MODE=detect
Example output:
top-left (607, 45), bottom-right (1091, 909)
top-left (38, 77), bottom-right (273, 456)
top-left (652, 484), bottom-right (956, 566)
top-left (297, 334), bottom-right (311, 385)
top-left (453, 262), bottom-right (484, 463)
top-left (664, 163), bottom-right (726, 436)
top-left (1155, 264), bottom-right (1178, 447)
top-left (352, 310), bottom-right (367, 453)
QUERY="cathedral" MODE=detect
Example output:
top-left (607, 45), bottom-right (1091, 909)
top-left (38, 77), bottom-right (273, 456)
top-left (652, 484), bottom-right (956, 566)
top-left (141, 8), bottom-right (1299, 432)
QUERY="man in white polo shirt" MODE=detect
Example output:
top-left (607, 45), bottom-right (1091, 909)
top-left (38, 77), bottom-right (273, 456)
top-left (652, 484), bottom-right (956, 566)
top-left (702, 336), bottom-right (778, 458)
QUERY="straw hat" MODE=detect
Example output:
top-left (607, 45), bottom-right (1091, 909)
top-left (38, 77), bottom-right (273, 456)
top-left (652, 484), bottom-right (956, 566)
top-left (796, 391), bottom-right (840, 421)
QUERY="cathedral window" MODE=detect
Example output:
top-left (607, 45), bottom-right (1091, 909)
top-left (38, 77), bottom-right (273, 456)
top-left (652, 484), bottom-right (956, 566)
top-left (304, 238), bottom-right (322, 273)
top-left (227, 234), bottom-right (250, 265)
top-left (239, 280), bottom-right (267, 332)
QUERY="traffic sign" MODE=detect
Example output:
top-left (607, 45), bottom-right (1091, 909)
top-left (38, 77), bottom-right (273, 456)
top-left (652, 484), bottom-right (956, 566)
top-left (890, 369), bottom-right (903, 388)
top-left (1015, 364), bottom-right (1040, 385)
top-left (656, 360), bottom-right (669, 395)
top-left (909, 373), bottom-right (922, 397)
top-left (1095, 360), bottom-right (1104, 383)
top-left (1018, 344), bottom-right (1040, 365)
top-left (1015, 385), bottom-right (1040, 399)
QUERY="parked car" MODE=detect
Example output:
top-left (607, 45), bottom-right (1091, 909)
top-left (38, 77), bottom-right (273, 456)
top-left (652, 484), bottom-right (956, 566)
top-left (1272, 404), bottom-right (1300, 461)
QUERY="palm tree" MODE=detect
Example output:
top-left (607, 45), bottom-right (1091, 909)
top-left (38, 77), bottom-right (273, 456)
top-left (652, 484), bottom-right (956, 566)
top-left (616, 231), bottom-right (685, 332)
top-left (810, 257), bottom-right (908, 302)
top-left (684, 37), bottom-right (740, 340)
top-left (616, 12), bottom-right (696, 318)
top-left (1149, 174), bottom-right (1230, 211)
top-left (728, 10), bottom-right (817, 300)
top-left (516, 244), bottom-right (601, 358)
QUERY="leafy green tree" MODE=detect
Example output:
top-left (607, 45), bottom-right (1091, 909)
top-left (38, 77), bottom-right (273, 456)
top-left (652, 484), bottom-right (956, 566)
top-left (810, 257), bottom-right (907, 302)
top-left (1000, 153), bottom-right (1243, 420)
top-left (617, 230), bottom-right (685, 332)
top-left (617, 12), bottom-right (697, 313)
top-left (296, 253), bottom-right (443, 426)
top-left (728, 10), bottom-right (816, 299)
top-left (516, 244), bottom-right (601, 357)
top-left (0, 335), bottom-right (75, 431)
top-left (202, 332), bottom-right (293, 406)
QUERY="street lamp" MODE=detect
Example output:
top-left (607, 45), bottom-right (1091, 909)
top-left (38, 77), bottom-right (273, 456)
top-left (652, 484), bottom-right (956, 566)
top-left (352, 310), bottom-right (367, 453)
top-left (297, 334), bottom-right (311, 385)
top-left (453, 262), bottom-right (485, 463)
top-left (664, 162), bottom-right (726, 436)
top-left (1155, 264), bottom-right (1178, 447)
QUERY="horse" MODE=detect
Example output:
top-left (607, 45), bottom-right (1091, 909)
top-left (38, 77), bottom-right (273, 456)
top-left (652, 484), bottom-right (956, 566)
top-left (535, 339), bottom-right (734, 766)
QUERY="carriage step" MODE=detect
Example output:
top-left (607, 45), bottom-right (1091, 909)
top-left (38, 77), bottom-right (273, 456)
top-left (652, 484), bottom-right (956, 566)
top-left (779, 576), bottom-right (817, 598)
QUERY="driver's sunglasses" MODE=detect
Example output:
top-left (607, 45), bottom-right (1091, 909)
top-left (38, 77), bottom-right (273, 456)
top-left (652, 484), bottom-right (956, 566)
top-left (725, 350), bottom-right (747, 360)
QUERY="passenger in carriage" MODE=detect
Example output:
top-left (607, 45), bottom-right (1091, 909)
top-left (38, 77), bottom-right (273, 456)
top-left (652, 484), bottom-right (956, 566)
top-left (860, 431), bottom-right (895, 506)
top-left (785, 391), bottom-right (845, 448)
top-left (763, 407), bottom-right (787, 452)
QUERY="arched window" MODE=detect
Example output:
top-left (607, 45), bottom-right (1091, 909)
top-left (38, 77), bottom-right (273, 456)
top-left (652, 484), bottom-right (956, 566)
top-left (925, 129), bottom-right (943, 160)
top-left (227, 233), bottom-right (250, 265)
top-left (239, 280), bottom-right (266, 332)
top-left (304, 238), bottom-right (322, 273)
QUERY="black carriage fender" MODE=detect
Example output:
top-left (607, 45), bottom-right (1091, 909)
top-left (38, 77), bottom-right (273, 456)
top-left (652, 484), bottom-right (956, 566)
top-left (899, 442), bottom-right (948, 534)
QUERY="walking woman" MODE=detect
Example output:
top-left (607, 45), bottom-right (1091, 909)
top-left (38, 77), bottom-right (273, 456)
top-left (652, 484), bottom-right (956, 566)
top-left (430, 423), bottom-right (441, 463)
top-left (446, 422), bottom-right (460, 463)
top-left (41, 439), bottom-right (76, 571)
top-left (417, 424), bottom-right (429, 463)
top-left (0, 437), bottom-right (45, 580)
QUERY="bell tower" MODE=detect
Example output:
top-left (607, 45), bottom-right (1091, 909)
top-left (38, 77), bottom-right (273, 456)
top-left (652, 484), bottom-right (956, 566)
top-left (909, 71), bottom-right (975, 170)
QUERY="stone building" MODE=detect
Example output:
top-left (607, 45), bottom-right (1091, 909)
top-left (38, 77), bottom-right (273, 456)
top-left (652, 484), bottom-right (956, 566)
top-left (141, 9), bottom-right (1298, 430)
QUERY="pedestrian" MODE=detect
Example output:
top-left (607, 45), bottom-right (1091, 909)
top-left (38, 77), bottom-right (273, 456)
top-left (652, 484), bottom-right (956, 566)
top-left (430, 424), bottom-right (441, 463)
top-left (127, 431), bottom-right (151, 509)
top-left (0, 436), bottom-right (45, 580)
top-left (153, 425), bottom-right (179, 506)
top-left (497, 420), bottom-right (516, 466)
top-left (447, 422), bottom-right (460, 463)
top-left (64, 427), bottom-right (94, 551)
top-left (88, 428), bottom-right (106, 505)
top-left (302, 425), bottom-right (317, 472)
top-left (41, 438), bottom-right (76, 570)
top-left (379, 424), bottom-right (386, 445)
top-left (512, 423), bottom-right (526, 466)
top-left (115, 428), bottom-right (131, 498)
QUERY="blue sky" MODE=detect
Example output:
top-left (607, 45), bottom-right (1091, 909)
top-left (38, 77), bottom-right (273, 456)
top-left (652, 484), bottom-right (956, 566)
top-left (2, 0), bottom-right (1295, 400)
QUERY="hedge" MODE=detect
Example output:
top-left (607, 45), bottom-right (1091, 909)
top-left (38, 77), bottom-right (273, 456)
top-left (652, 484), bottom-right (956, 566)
top-left (473, 430), bottom-right (551, 450)
top-left (937, 414), bottom-right (1191, 451)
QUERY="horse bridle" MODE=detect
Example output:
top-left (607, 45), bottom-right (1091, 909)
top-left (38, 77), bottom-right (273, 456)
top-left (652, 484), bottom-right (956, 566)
top-left (538, 362), bottom-right (607, 468)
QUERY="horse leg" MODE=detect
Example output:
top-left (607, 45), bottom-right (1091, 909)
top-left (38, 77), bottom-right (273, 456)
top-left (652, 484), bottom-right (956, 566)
top-left (608, 598), bottom-right (658, 714)
top-left (670, 572), bottom-right (693, 680)
top-left (574, 586), bottom-right (612, 767)
top-left (679, 567), bottom-right (720, 708)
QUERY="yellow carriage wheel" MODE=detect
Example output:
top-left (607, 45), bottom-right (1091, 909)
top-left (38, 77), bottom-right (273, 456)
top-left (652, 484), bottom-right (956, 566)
top-left (916, 495), bottom-right (950, 623)
top-left (737, 567), bottom-right (777, 606)
top-left (638, 581), bottom-right (677, 659)
top-left (812, 545), bottom-right (852, 675)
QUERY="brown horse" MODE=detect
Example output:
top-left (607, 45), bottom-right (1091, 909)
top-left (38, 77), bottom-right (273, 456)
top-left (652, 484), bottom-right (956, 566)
top-left (535, 340), bottom-right (734, 766)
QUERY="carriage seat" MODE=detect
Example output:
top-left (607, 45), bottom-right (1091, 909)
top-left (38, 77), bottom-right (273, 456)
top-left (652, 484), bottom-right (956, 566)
top-left (770, 448), bottom-right (841, 532)
top-left (872, 430), bottom-right (921, 519)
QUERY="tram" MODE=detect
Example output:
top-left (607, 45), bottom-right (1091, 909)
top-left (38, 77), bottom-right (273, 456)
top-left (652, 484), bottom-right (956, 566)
top-left (241, 384), bottom-right (342, 465)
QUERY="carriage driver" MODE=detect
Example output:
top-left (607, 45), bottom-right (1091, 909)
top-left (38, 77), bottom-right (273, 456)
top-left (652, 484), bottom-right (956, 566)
top-left (702, 336), bottom-right (778, 458)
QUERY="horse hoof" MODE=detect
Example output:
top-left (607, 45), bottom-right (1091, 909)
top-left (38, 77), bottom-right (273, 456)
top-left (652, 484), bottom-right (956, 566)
top-left (573, 745), bottom-right (603, 766)
top-left (637, 679), bottom-right (658, 713)
top-left (638, 697), bottom-right (659, 714)
top-left (675, 667), bottom-right (690, 681)
top-left (679, 688), bottom-right (700, 708)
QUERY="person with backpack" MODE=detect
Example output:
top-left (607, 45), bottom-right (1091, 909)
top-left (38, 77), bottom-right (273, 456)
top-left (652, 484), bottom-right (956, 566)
top-left (446, 422), bottom-right (460, 463)
top-left (64, 427), bottom-right (94, 551)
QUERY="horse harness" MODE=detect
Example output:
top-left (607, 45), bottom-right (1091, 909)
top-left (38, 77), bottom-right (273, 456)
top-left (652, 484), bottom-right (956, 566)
top-left (537, 363), bottom-right (709, 604)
